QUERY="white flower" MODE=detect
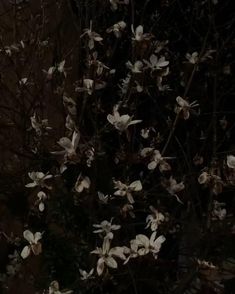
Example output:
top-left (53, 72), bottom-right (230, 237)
top-left (140, 148), bottom-right (171, 172)
top-left (109, 0), bottom-right (129, 11)
top-left (227, 155), bottom-right (235, 169)
top-left (161, 177), bottom-right (184, 204)
top-left (126, 60), bottom-right (143, 73)
top-left (56, 131), bottom-right (80, 159)
top-left (146, 206), bottom-right (165, 231)
top-left (143, 55), bottom-right (169, 72)
top-left (80, 21), bottom-right (103, 50)
top-left (135, 231), bottom-right (165, 258)
top-left (98, 191), bottom-right (112, 204)
top-left (175, 96), bottom-right (199, 120)
top-left (107, 106), bottom-right (142, 132)
top-left (74, 174), bottom-right (91, 193)
top-left (49, 280), bottom-right (73, 294)
top-left (113, 180), bottom-right (142, 203)
top-left (212, 201), bottom-right (226, 220)
top-left (37, 191), bottom-right (47, 212)
top-left (140, 128), bottom-right (150, 139)
top-left (93, 218), bottom-right (121, 239)
top-left (107, 21), bottom-right (126, 38)
top-left (76, 79), bottom-right (94, 95)
top-left (131, 25), bottom-right (151, 42)
top-left (25, 172), bottom-right (53, 189)
top-left (185, 52), bottom-right (199, 64)
top-left (89, 52), bottom-right (110, 76)
top-left (120, 203), bottom-right (135, 218)
top-left (21, 230), bottom-right (42, 259)
top-left (79, 268), bottom-right (94, 280)
top-left (123, 239), bottom-right (139, 264)
top-left (30, 113), bottom-right (52, 136)
top-left (119, 74), bottom-right (131, 94)
top-left (198, 170), bottom-right (223, 195)
top-left (91, 238), bottom-right (126, 276)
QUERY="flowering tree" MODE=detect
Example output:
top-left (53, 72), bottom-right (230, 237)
top-left (0, 0), bottom-right (235, 294)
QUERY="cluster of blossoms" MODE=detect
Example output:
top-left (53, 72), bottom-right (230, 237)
top-left (13, 1), bottom-right (233, 292)
top-left (91, 230), bottom-right (165, 276)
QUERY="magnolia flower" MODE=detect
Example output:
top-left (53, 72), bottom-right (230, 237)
top-left (161, 177), bottom-right (184, 204)
top-left (25, 172), bottom-right (52, 189)
top-left (74, 174), bottom-right (91, 193)
top-left (91, 238), bottom-right (126, 276)
top-left (198, 170), bottom-right (223, 195)
top-left (131, 25), bottom-right (151, 42)
top-left (76, 78), bottom-right (106, 94)
top-left (175, 96), bottom-right (199, 120)
top-left (107, 106), bottom-right (142, 132)
top-left (63, 96), bottom-right (77, 116)
top-left (143, 55), bottom-right (169, 72)
top-left (197, 259), bottom-right (217, 269)
top-left (55, 131), bottom-right (80, 159)
top-left (120, 203), bottom-right (135, 218)
top-left (76, 78), bottom-right (94, 95)
top-left (109, 0), bottom-right (129, 11)
top-left (123, 239), bottom-right (139, 264)
top-left (37, 191), bottom-right (47, 212)
top-left (146, 206), bottom-right (165, 231)
top-left (119, 74), bottom-right (131, 94)
top-left (21, 230), bottom-right (42, 259)
top-left (43, 60), bottom-right (66, 79)
top-left (80, 21), bottom-right (103, 50)
top-left (126, 60), bottom-right (143, 73)
top-left (88, 52), bottom-right (110, 76)
top-left (140, 128), bottom-right (150, 139)
top-left (113, 180), bottom-right (142, 203)
top-left (30, 113), bottom-right (52, 136)
top-left (98, 191), bottom-right (112, 204)
top-left (227, 155), bottom-right (235, 169)
top-left (106, 21), bottom-right (126, 38)
top-left (93, 219), bottom-right (121, 239)
top-left (135, 231), bottom-right (165, 259)
top-left (79, 268), bottom-right (94, 280)
top-left (212, 200), bottom-right (226, 220)
top-left (185, 52), bottom-right (199, 64)
top-left (140, 148), bottom-right (171, 172)
top-left (49, 281), bottom-right (73, 294)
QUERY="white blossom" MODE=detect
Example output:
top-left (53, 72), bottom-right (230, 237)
top-left (30, 113), bottom-right (52, 136)
top-left (212, 200), bottom-right (226, 220)
top-left (56, 131), bottom-right (80, 159)
top-left (135, 231), bottom-right (165, 259)
top-left (106, 21), bottom-right (126, 38)
top-left (146, 206), bottom-right (165, 231)
top-left (161, 177), bottom-right (184, 204)
top-left (126, 60), bottom-right (143, 73)
top-left (131, 25), bottom-right (151, 42)
top-left (113, 180), bottom-right (142, 203)
top-left (80, 21), bottom-right (103, 50)
top-left (123, 239), bottom-right (139, 264)
top-left (48, 280), bottom-right (73, 294)
top-left (93, 218), bottom-right (121, 239)
top-left (74, 174), bottom-right (91, 193)
top-left (91, 238), bottom-right (126, 276)
top-left (143, 55), bottom-right (169, 72)
top-left (140, 148), bottom-right (171, 172)
top-left (185, 52), bottom-right (199, 64)
top-left (37, 191), bottom-right (47, 212)
top-left (107, 105), bottom-right (142, 132)
top-left (25, 172), bottom-right (52, 189)
top-left (79, 268), bottom-right (94, 280)
top-left (227, 155), bottom-right (235, 169)
top-left (21, 230), bottom-right (42, 259)
top-left (175, 96), bottom-right (199, 120)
